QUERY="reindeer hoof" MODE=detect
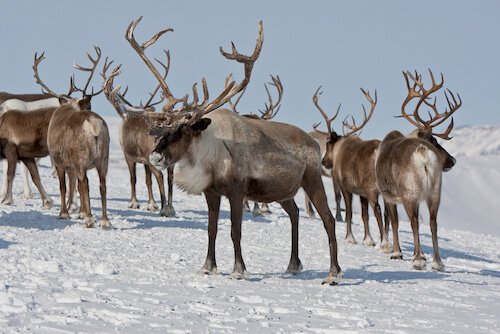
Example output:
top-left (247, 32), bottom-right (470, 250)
top-left (345, 234), bottom-right (357, 244)
top-left (43, 198), bottom-right (54, 209)
top-left (100, 220), bottom-right (113, 229)
top-left (160, 206), bottom-right (176, 217)
top-left (286, 261), bottom-right (303, 274)
top-left (146, 202), bottom-right (159, 212)
top-left (363, 237), bottom-right (376, 247)
top-left (85, 217), bottom-right (96, 228)
top-left (379, 241), bottom-right (393, 254)
top-left (58, 212), bottom-right (70, 220)
top-left (431, 260), bottom-right (445, 272)
top-left (413, 257), bottom-right (426, 270)
top-left (306, 211), bottom-right (316, 218)
top-left (390, 252), bottom-right (403, 260)
top-left (229, 270), bottom-right (249, 280)
top-left (1, 197), bottom-right (13, 206)
top-left (128, 201), bottom-right (140, 209)
top-left (199, 267), bottom-right (218, 275)
top-left (322, 271), bottom-right (343, 285)
top-left (335, 214), bottom-right (344, 222)
top-left (22, 192), bottom-right (34, 200)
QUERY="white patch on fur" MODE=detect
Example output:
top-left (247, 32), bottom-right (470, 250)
top-left (0, 98), bottom-right (59, 114)
top-left (83, 118), bottom-right (101, 137)
top-left (174, 119), bottom-right (229, 195)
top-left (411, 144), bottom-right (439, 200)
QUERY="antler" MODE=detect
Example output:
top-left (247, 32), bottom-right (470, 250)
top-left (32, 52), bottom-right (58, 96)
top-left (401, 69), bottom-right (462, 140)
top-left (224, 73), bottom-right (246, 113)
top-left (259, 75), bottom-right (283, 120)
top-left (342, 88), bottom-right (377, 136)
top-left (129, 17), bottom-right (263, 126)
top-left (73, 46), bottom-right (103, 97)
top-left (312, 86), bottom-right (341, 136)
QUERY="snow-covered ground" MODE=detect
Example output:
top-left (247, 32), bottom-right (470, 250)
top-left (0, 117), bottom-right (498, 333)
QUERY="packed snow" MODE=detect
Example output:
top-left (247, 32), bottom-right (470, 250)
top-left (0, 117), bottom-right (498, 333)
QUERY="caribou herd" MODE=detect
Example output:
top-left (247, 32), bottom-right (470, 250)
top-left (0, 18), bottom-right (462, 285)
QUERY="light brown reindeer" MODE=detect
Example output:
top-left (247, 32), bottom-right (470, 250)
top-left (316, 88), bottom-right (391, 252)
top-left (102, 59), bottom-right (176, 216)
top-left (304, 96), bottom-right (343, 222)
top-left (35, 47), bottom-right (110, 228)
top-left (376, 69), bottom-right (460, 271)
top-left (0, 90), bottom-right (60, 201)
top-left (118, 17), bottom-right (341, 284)
top-left (224, 74), bottom-right (283, 216)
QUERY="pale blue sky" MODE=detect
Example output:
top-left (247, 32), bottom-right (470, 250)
top-left (1, 0), bottom-right (499, 138)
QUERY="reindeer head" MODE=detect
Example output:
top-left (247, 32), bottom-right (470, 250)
top-left (117, 17), bottom-right (263, 170)
top-left (400, 69), bottom-right (461, 172)
top-left (313, 87), bottom-right (377, 169)
top-left (33, 46), bottom-right (103, 111)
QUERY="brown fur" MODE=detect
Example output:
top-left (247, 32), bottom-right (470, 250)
top-left (119, 114), bottom-right (175, 216)
top-left (323, 134), bottom-right (390, 251)
top-left (149, 109), bottom-right (342, 284)
top-left (0, 107), bottom-right (55, 207)
top-left (376, 130), bottom-right (455, 271)
top-left (305, 131), bottom-right (343, 221)
top-left (48, 100), bottom-right (110, 227)
top-left (0, 92), bottom-right (55, 104)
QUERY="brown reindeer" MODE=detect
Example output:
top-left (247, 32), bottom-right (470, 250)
top-left (305, 99), bottom-right (343, 222)
top-left (0, 91), bottom-right (60, 201)
top-left (118, 18), bottom-right (341, 284)
top-left (34, 47), bottom-right (109, 228)
top-left (376, 69), bottom-right (460, 271)
top-left (102, 59), bottom-right (176, 216)
top-left (316, 88), bottom-right (391, 252)
top-left (224, 74), bottom-right (283, 216)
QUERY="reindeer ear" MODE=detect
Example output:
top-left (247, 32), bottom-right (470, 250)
top-left (191, 118), bottom-right (211, 134)
top-left (329, 131), bottom-right (339, 143)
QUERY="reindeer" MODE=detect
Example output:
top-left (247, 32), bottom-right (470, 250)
top-left (376, 69), bottom-right (460, 271)
top-left (0, 91), bottom-right (60, 202)
top-left (112, 17), bottom-right (341, 284)
top-left (224, 74), bottom-right (283, 216)
top-left (34, 47), bottom-right (109, 228)
top-left (102, 59), bottom-right (176, 216)
top-left (314, 88), bottom-right (391, 252)
top-left (304, 103), bottom-right (343, 222)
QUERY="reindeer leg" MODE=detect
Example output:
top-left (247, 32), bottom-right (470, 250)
top-left (342, 190), bottom-right (356, 244)
top-left (388, 203), bottom-right (402, 259)
top-left (201, 190), bottom-right (221, 275)
top-left (67, 172), bottom-right (78, 214)
top-left (126, 158), bottom-right (139, 209)
top-left (144, 165), bottom-right (158, 211)
top-left (55, 166), bottom-right (70, 219)
top-left (333, 180), bottom-right (343, 222)
top-left (98, 166), bottom-right (109, 228)
top-left (360, 196), bottom-right (375, 247)
top-left (303, 171), bottom-right (342, 285)
top-left (165, 165), bottom-right (176, 216)
top-left (1, 152), bottom-right (17, 206)
top-left (243, 198), bottom-right (251, 212)
top-left (304, 191), bottom-right (316, 218)
top-left (0, 160), bottom-right (9, 201)
top-left (369, 194), bottom-right (391, 253)
top-left (251, 201), bottom-right (263, 216)
top-left (428, 197), bottom-right (444, 271)
top-left (260, 202), bottom-right (271, 214)
top-left (279, 199), bottom-right (303, 274)
top-left (403, 201), bottom-right (425, 270)
top-left (21, 163), bottom-right (34, 199)
top-left (228, 192), bottom-right (248, 279)
top-left (80, 174), bottom-right (95, 228)
top-left (23, 158), bottom-right (53, 209)
top-left (152, 166), bottom-right (175, 217)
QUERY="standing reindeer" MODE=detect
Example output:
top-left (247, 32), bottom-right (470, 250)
top-left (376, 69), bottom-right (460, 271)
top-left (102, 59), bottom-right (176, 216)
top-left (34, 47), bottom-right (110, 228)
top-left (305, 99), bottom-right (343, 222)
top-left (224, 74), bottom-right (283, 216)
top-left (315, 88), bottom-right (390, 252)
top-left (115, 18), bottom-right (341, 284)
top-left (0, 91), bottom-right (60, 201)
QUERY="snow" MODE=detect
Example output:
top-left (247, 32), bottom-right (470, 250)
top-left (0, 117), bottom-right (498, 333)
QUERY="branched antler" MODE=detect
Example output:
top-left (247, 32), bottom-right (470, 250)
top-left (342, 88), bottom-right (377, 136)
top-left (312, 86), bottom-right (341, 136)
top-left (259, 75), bottom-right (283, 120)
